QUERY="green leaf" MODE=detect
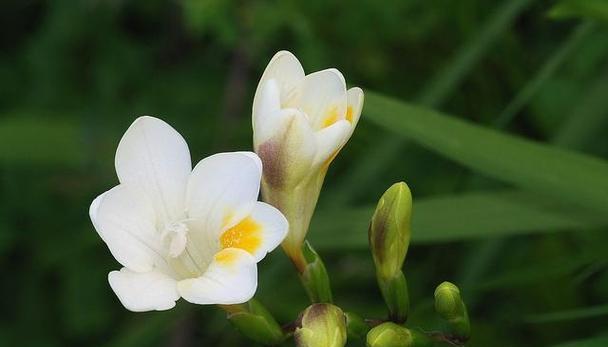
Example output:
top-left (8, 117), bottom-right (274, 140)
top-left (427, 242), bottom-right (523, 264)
top-left (364, 92), bottom-right (608, 213)
top-left (311, 190), bottom-right (608, 249)
top-left (526, 304), bottom-right (608, 324)
top-left (549, 0), bottom-right (608, 22)
top-left (551, 336), bottom-right (608, 347)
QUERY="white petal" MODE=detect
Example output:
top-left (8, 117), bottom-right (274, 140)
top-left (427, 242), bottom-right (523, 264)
top-left (186, 152), bottom-right (262, 235)
top-left (108, 268), bottom-right (179, 312)
top-left (92, 185), bottom-right (166, 272)
top-left (296, 69), bottom-right (347, 129)
top-left (255, 109), bottom-right (317, 188)
top-left (346, 87), bottom-right (364, 129)
top-left (254, 51), bottom-right (305, 112)
top-left (115, 116), bottom-right (192, 223)
top-left (253, 79), bottom-right (284, 146)
top-left (177, 248), bottom-right (257, 305)
top-left (89, 191), bottom-right (107, 233)
top-left (313, 120), bottom-right (352, 167)
top-left (245, 202), bottom-right (288, 261)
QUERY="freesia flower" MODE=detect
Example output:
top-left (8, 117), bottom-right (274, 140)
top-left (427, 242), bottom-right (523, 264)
top-left (89, 116), bottom-right (288, 312)
top-left (252, 51), bottom-right (363, 265)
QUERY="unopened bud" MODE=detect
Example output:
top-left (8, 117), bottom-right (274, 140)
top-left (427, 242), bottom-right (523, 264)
top-left (369, 182), bottom-right (412, 322)
top-left (366, 322), bottom-right (412, 347)
top-left (295, 304), bottom-right (347, 347)
top-left (434, 282), bottom-right (470, 342)
top-left (369, 182), bottom-right (412, 279)
top-left (367, 323), bottom-right (433, 347)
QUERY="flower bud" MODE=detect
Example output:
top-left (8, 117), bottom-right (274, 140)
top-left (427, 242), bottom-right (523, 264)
top-left (366, 322), bottom-right (412, 347)
top-left (434, 282), bottom-right (470, 342)
top-left (300, 241), bottom-right (333, 303)
top-left (295, 304), bottom-right (347, 347)
top-left (253, 51), bottom-right (364, 262)
top-left (225, 300), bottom-right (285, 345)
top-left (369, 182), bottom-right (412, 279)
top-left (369, 182), bottom-right (412, 322)
top-left (367, 323), bottom-right (433, 347)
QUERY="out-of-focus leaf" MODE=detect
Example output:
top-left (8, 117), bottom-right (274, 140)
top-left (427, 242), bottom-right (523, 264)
top-left (549, 0), bottom-right (608, 22)
top-left (0, 116), bottom-right (84, 166)
top-left (551, 336), bottom-right (608, 347)
top-left (364, 92), bottom-right (608, 213)
top-left (552, 68), bottom-right (608, 150)
top-left (311, 190), bottom-right (608, 249)
top-left (526, 304), bottom-right (608, 324)
top-left (327, 0), bottom-right (532, 206)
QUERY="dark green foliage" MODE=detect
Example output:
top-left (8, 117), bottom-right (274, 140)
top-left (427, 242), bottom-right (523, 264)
top-left (1, 1), bottom-right (607, 346)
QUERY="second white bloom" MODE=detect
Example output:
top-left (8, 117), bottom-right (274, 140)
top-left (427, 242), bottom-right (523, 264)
top-left (252, 51), bottom-right (363, 259)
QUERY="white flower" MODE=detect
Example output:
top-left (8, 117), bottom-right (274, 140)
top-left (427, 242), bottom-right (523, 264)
top-left (89, 116), bottom-right (288, 312)
top-left (252, 51), bottom-right (363, 260)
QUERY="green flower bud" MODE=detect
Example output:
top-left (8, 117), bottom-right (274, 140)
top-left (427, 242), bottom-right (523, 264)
top-left (369, 182), bottom-right (412, 322)
top-left (295, 304), bottom-right (347, 347)
top-left (345, 311), bottom-right (370, 340)
top-left (226, 300), bottom-right (285, 345)
top-left (366, 322), bottom-right (412, 347)
top-left (434, 282), bottom-right (470, 342)
top-left (300, 241), bottom-right (333, 303)
top-left (369, 182), bottom-right (412, 280)
top-left (367, 323), bottom-right (433, 347)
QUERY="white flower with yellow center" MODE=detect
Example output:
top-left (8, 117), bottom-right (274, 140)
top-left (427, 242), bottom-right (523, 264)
top-left (89, 116), bottom-right (288, 312)
top-left (252, 51), bottom-right (363, 264)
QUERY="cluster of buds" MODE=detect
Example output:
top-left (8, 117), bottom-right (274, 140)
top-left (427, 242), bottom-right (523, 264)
top-left (90, 51), bottom-right (470, 347)
top-left (366, 183), bottom-right (471, 347)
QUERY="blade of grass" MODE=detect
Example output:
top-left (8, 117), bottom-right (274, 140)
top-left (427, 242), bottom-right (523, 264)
top-left (326, 0), bottom-right (532, 206)
top-left (552, 66), bottom-right (608, 149)
top-left (526, 304), bottom-right (608, 324)
top-left (311, 190), bottom-right (608, 249)
top-left (494, 21), bottom-right (597, 128)
top-left (551, 336), bottom-right (608, 347)
top-left (459, 22), bottom-right (597, 305)
top-left (364, 92), bottom-right (608, 213)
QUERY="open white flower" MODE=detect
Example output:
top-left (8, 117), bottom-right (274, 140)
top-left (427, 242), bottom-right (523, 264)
top-left (89, 116), bottom-right (288, 312)
top-left (252, 51), bottom-right (363, 261)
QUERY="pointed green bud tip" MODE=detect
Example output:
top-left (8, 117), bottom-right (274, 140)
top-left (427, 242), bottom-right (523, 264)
top-left (295, 304), bottom-right (347, 347)
top-left (369, 182), bottom-right (412, 279)
top-left (434, 282), bottom-right (463, 319)
top-left (366, 322), bottom-right (413, 347)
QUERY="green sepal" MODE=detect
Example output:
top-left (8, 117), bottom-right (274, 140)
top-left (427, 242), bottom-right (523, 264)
top-left (226, 299), bottom-right (285, 345)
top-left (345, 311), bottom-right (370, 340)
top-left (378, 271), bottom-right (409, 323)
top-left (300, 240), bottom-right (333, 303)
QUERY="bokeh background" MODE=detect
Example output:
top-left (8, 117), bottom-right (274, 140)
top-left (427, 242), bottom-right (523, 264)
top-left (2, 1), bottom-right (608, 346)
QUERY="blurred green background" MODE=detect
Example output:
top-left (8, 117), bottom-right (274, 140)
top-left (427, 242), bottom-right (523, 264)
top-left (2, 0), bottom-right (608, 346)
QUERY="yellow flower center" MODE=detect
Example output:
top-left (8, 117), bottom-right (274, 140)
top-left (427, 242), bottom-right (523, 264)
top-left (220, 216), bottom-right (262, 254)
